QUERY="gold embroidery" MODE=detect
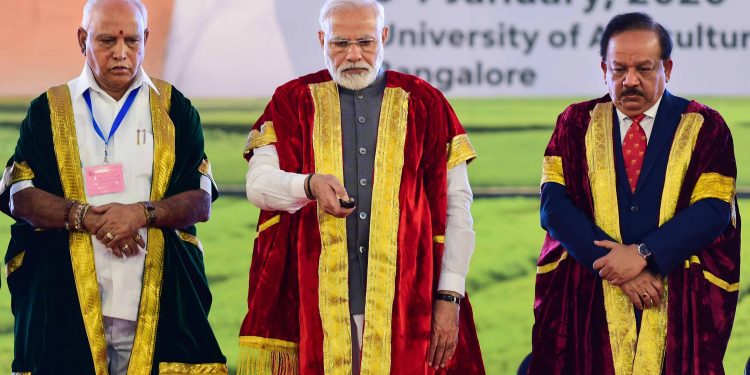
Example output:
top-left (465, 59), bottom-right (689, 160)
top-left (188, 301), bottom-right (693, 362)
top-left (5, 251), bottom-right (25, 277)
top-left (631, 112), bottom-right (706, 374)
top-left (256, 215), bottom-right (281, 237)
top-left (198, 159), bottom-right (211, 177)
top-left (48, 84), bottom-right (108, 375)
top-left (237, 336), bottom-right (298, 375)
top-left (586, 102), bottom-right (637, 375)
top-left (540, 156), bottom-right (565, 187)
top-left (158, 362), bottom-right (228, 374)
top-left (9, 161), bottom-right (34, 184)
top-left (359, 87), bottom-right (409, 375)
top-left (176, 230), bottom-right (203, 253)
top-left (536, 251), bottom-right (568, 274)
top-left (446, 134), bottom-right (477, 170)
top-left (691, 172), bottom-right (735, 204)
top-left (129, 78), bottom-right (175, 375)
top-left (433, 235), bottom-right (445, 244)
top-left (244, 121), bottom-right (278, 157)
top-left (309, 80), bottom-right (352, 375)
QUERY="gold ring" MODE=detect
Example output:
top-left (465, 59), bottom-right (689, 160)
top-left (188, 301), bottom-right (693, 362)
top-left (122, 244), bottom-right (129, 251)
top-left (641, 293), bottom-right (650, 299)
top-left (134, 234), bottom-right (142, 241)
top-left (106, 232), bottom-right (114, 240)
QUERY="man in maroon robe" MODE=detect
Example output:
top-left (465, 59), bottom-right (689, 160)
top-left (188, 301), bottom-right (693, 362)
top-left (237, 0), bottom-right (485, 374)
top-left (531, 12), bottom-right (740, 375)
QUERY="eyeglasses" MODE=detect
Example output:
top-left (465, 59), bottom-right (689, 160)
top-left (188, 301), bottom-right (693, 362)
top-left (328, 38), bottom-right (378, 52)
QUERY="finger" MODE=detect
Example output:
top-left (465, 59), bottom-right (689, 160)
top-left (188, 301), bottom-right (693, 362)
top-left (645, 285), bottom-right (661, 306)
top-left (328, 177), bottom-right (350, 201)
top-left (432, 336), bottom-right (447, 369)
top-left (439, 334), bottom-right (457, 368)
top-left (134, 232), bottom-right (146, 248)
top-left (598, 266), bottom-right (611, 279)
top-left (90, 204), bottom-right (112, 214)
top-left (593, 258), bottom-right (604, 270)
top-left (111, 245), bottom-right (123, 258)
top-left (651, 278), bottom-right (664, 295)
top-left (594, 240), bottom-right (615, 249)
top-left (122, 238), bottom-right (139, 257)
top-left (427, 331), bottom-right (439, 366)
top-left (630, 292), bottom-right (643, 310)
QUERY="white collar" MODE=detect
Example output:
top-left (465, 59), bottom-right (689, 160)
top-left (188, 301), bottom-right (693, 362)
top-left (71, 64), bottom-right (158, 101)
top-left (616, 94), bottom-right (663, 123)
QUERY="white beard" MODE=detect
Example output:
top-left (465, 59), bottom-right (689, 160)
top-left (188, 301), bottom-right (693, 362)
top-left (324, 46), bottom-right (383, 91)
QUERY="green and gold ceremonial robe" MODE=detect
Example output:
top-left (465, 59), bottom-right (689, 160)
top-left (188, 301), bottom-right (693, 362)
top-left (1, 80), bottom-right (227, 374)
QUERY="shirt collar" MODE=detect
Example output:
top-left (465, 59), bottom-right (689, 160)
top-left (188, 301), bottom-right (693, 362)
top-left (71, 64), bottom-right (158, 101)
top-left (616, 94), bottom-right (663, 123)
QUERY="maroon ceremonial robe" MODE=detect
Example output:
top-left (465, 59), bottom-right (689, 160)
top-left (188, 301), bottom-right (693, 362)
top-left (532, 95), bottom-right (740, 375)
top-left (238, 70), bottom-right (485, 375)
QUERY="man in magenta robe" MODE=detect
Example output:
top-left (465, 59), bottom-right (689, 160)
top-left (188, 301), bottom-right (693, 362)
top-left (531, 12), bottom-right (740, 375)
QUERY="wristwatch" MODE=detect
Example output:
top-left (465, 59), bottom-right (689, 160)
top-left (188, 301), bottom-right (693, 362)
top-left (636, 243), bottom-right (652, 262)
top-left (139, 201), bottom-right (157, 226)
top-left (435, 293), bottom-right (462, 305)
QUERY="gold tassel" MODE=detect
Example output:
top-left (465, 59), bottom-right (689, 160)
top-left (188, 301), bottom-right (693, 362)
top-left (237, 336), bottom-right (299, 375)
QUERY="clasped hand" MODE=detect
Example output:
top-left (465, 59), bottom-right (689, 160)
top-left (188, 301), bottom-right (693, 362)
top-left (83, 203), bottom-right (147, 258)
top-left (593, 240), bottom-right (663, 309)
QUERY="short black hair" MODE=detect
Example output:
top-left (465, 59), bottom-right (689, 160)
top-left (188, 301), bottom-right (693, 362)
top-left (599, 12), bottom-right (673, 61)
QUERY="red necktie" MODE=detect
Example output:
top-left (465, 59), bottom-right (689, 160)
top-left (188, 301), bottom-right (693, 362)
top-left (622, 114), bottom-right (647, 192)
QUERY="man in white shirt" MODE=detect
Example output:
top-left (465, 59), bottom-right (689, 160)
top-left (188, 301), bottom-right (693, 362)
top-left (0, 0), bottom-right (226, 373)
top-left (237, 1), bottom-right (485, 374)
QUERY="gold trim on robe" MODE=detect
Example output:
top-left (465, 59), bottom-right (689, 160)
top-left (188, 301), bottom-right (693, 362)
top-left (536, 251), bottom-right (568, 274)
top-left (309, 80), bottom-right (352, 375)
top-left (587, 104), bottom-right (705, 375)
top-left (176, 230), bottom-right (203, 253)
top-left (684, 256), bottom-right (740, 292)
top-left (9, 161), bottom-right (35, 184)
top-left (359, 87), bottom-right (409, 375)
top-left (47, 85), bottom-right (107, 375)
top-left (237, 336), bottom-right (299, 375)
top-left (586, 102), bottom-right (637, 375)
top-left (541, 156), bottom-right (565, 187)
top-left (256, 215), bottom-right (281, 236)
top-left (48, 84), bottom-right (109, 375)
top-left (433, 235), bottom-right (445, 244)
top-left (244, 121), bottom-right (278, 157)
top-left (5, 251), bottom-right (25, 277)
top-left (158, 362), bottom-right (228, 374)
top-left (128, 78), bottom-right (175, 375)
top-left (446, 134), bottom-right (477, 170)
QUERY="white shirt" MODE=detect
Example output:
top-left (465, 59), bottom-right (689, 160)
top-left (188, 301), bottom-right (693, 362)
top-left (11, 65), bottom-right (211, 321)
top-left (246, 145), bottom-right (476, 296)
top-left (616, 95), bottom-right (663, 144)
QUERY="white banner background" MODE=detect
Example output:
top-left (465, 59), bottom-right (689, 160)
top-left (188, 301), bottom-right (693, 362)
top-left (164, 0), bottom-right (749, 97)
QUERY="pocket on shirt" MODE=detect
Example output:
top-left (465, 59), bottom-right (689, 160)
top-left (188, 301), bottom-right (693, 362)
top-left (132, 131), bottom-right (155, 178)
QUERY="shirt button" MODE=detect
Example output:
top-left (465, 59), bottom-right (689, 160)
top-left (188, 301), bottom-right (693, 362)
top-left (359, 246), bottom-right (367, 253)
top-left (358, 116), bottom-right (366, 124)
top-left (630, 205), bottom-right (639, 213)
top-left (359, 147), bottom-right (367, 155)
top-left (360, 178), bottom-right (367, 186)
top-left (356, 93), bottom-right (364, 100)
top-left (359, 212), bottom-right (368, 220)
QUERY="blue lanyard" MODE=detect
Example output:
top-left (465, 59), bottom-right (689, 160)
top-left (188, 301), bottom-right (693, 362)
top-left (82, 88), bottom-right (140, 163)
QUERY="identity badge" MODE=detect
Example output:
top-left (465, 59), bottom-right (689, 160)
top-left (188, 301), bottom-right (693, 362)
top-left (85, 163), bottom-right (126, 196)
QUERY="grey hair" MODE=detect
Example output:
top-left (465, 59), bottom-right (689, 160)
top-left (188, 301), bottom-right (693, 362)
top-left (319, 0), bottom-right (385, 35)
top-left (82, 0), bottom-right (149, 30)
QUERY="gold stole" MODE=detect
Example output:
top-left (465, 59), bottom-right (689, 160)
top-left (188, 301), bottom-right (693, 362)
top-left (586, 102), bottom-right (705, 375)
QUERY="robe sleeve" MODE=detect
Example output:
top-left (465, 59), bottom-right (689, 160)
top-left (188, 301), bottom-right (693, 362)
top-left (540, 107), bottom-right (611, 273)
top-left (164, 87), bottom-right (219, 202)
top-left (642, 108), bottom-right (735, 276)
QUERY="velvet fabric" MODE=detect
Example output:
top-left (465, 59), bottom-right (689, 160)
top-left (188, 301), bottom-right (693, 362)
top-left (530, 94), bottom-right (740, 374)
top-left (2, 86), bottom-right (225, 373)
top-left (240, 70), bottom-right (485, 374)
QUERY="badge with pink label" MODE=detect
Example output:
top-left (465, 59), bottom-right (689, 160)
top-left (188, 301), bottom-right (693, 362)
top-left (85, 163), bottom-right (125, 196)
